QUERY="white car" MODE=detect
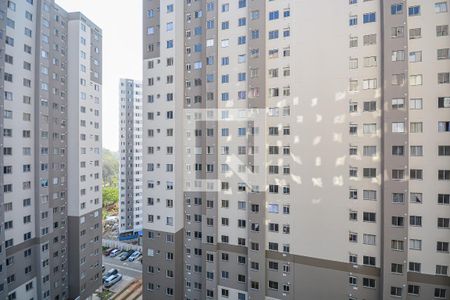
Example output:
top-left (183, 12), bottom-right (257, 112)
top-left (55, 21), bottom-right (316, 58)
top-left (109, 249), bottom-right (121, 257)
top-left (104, 273), bottom-right (122, 288)
top-left (128, 251), bottom-right (141, 262)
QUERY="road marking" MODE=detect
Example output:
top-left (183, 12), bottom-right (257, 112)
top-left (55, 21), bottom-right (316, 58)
top-left (104, 261), bottom-right (142, 274)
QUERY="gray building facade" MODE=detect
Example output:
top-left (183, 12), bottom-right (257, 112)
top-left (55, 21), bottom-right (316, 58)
top-left (142, 1), bottom-right (449, 299)
top-left (0, 1), bottom-right (102, 299)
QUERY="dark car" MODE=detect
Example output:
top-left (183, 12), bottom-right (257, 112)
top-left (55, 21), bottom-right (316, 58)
top-left (102, 268), bottom-right (118, 283)
top-left (120, 249), bottom-right (135, 261)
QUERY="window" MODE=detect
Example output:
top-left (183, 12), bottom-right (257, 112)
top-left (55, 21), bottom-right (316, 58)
top-left (438, 121), bottom-right (450, 132)
top-left (268, 281), bottom-right (279, 290)
top-left (363, 146), bottom-right (376, 157)
top-left (435, 2), bottom-right (448, 13)
top-left (7, 1), bottom-right (16, 11)
top-left (269, 11), bottom-right (279, 20)
top-left (437, 25), bottom-right (449, 37)
top-left (391, 26), bottom-right (404, 38)
top-left (439, 170), bottom-right (450, 180)
top-left (363, 234), bottom-right (376, 245)
top-left (392, 216), bottom-right (404, 227)
top-left (392, 122), bottom-right (405, 133)
top-left (439, 146), bottom-right (450, 156)
top-left (363, 212), bottom-right (376, 222)
top-left (410, 146), bottom-right (423, 156)
top-left (408, 51), bottom-right (423, 63)
top-left (349, 232), bottom-right (358, 243)
top-left (349, 15), bottom-right (357, 26)
top-left (437, 49), bottom-right (449, 60)
top-left (363, 278), bottom-right (376, 288)
top-left (392, 98), bottom-right (404, 109)
top-left (410, 74), bottom-right (423, 85)
top-left (410, 215), bottom-right (422, 226)
top-left (438, 218), bottom-right (450, 228)
top-left (363, 79), bottom-right (377, 89)
top-left (435, 288), bottom-right (447, 299)
top-left (268, 30), bottom-right (279, 40)
top-left (392, 74), bottom-right (405, 85)
top-left (438, 194), bottom-right (450, 204)
top-left (408, 5), bottom-right (420, 16)
top-left (363, 34), bottom-right (377, 45)
top-left (392, 263), bottom-right (403, 274)
top-left (409, 262), bottom-right (421, 272)
top-left (391, 3), bottom-right (403, 14)
top-left (364, 56), bottom-right (377, 67)
top-left (410, 239), bottom-right (422, 250)
top-left (363, 190), bottom-right (377, 201)
top-left (410, 169), bottom-right (423, 180)
top-left (363, 124), bottom-right (376, 134)
top-left (391, 240), bottom-right (404, 251)
top-left (363, 168), bottom-right (376, 178)
top-left (391, 287), bottom-right (402, 297)
top-left (408, 285), bottom-right (420, 295)
top-left (438, 72), bottom-right (450, 84)
top-left (436, 265), bottom-right (448, 275)
top-left (411, 122), bottom-right (423, 133)
top-left (410, 98), bottom-right (423, 110)
top-left (363, 12), bottom-right (376, 23)
top-left (363, 256), bottom-right (376, 266)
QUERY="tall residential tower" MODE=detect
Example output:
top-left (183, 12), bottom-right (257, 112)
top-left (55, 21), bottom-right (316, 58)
top-left (119, 78), bottom-right (143, 239)
top-left (0, 1), bottom-right (103, 299)
top-left (142, 0), bottom-right (449, 299)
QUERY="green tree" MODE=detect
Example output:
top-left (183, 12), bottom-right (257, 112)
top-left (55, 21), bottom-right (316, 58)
top-left (102, 186), bottom-right (119, 207)
top-left (102, 148), bottom-right (119, 186)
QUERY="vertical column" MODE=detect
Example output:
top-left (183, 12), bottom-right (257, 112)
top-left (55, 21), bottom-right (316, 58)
top-left (142, 0), bottom-right (184, 298)
top-left (67, 13), bottom-right (103, 299)
top-left (34, 2), bottom-right (69, 298)
top-left (0, 0), bottom-right (7, 296)
top-left (201, 1), bottom-right (220, 299)
top-left (247, 1), bottom-right (267, 299)
top-left (381, 1), bottom-right (409, 299)
top-left (183, 1), bottom-right (207, 299)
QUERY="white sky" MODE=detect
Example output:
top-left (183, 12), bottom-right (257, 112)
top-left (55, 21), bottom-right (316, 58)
top-left (57, 0), bottom-right (142, 151)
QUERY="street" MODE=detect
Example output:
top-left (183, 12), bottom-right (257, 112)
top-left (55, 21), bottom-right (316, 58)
top-left (103, 254), bottom-right (142, 279)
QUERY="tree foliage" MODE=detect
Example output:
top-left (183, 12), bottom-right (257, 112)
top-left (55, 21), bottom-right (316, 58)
top-left (103, 186), bottom-right (119, 207)
top-left (102, 148), bottom-right (119, 187)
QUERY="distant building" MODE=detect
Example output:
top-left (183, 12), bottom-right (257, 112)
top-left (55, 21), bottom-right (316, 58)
top-left (119, 79), bottom-right (143, 239)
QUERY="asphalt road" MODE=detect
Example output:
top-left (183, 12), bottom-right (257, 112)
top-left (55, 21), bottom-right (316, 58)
top-left (103, 255), bottom-right (142, 279)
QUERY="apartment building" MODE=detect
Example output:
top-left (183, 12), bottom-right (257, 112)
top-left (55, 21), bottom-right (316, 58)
top-left (0, 1), bottom-right (103, 299)
top-left (119, 79), bottom-right (143, 239)
top-left (142, 0), bottom-right (449, 299)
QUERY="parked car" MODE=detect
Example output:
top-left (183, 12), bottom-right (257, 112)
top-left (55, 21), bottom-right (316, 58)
top-left (102, 268), bottom-right (118, 283)
top-left (128, 251), bottom-right (141, 262)
top-left (109, 249), bottom-right (121, 257)
top-left (118, 251), bottom-right (128, 260)
top-left (104, 273), bottom-right (122, 288)
top-left (120, 249), bottom-right (135, 261)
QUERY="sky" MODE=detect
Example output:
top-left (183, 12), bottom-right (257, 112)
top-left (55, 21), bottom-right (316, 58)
top-left (57, 0), bottom-right (142, 152)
